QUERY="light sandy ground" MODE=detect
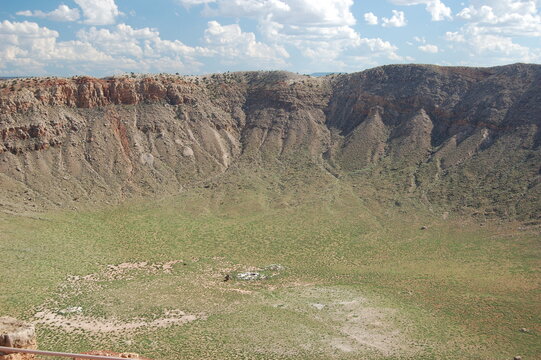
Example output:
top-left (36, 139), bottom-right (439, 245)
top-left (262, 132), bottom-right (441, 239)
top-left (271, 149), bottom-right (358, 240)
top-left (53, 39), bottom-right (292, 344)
top-left (275, 286), bottom-right (419, 357)
top-left (33, 309), bottom-right (203, 334)
top-left (66, 260), bottom-right (185, 283)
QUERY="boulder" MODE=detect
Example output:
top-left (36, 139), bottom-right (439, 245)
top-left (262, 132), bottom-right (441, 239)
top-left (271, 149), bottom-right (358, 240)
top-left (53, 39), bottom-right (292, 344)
top-left (0, 317), bottom-right (37, 360)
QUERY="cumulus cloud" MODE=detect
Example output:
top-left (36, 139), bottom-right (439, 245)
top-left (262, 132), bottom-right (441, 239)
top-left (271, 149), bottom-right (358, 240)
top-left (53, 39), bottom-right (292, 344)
top-left (0, 19), bottom-right (289, 76)
top-left (418, 44), bottom-right (439, 53)
top-left (76, 24), bottom-right (211, 71)
top-left (0, 20), bottom-right (212, 75)
top-left (446, 28), bottom-right (535, 59)
top-left (382, 10), bottom-right (407, 27)
top-left (175, 0), bottom-right (390, 68)
top-left (0, 20), bottom-right (59, 59)
top-left (364, 12), bottom-right (378, 25)
top-left (444, 31), bottom-right (465, 42)
top-left (464, 33), bottom-right (534, 60)
top-left (389, 0), bottom-right (452, 21)
top-left (0, 20), bottom-right (111, 74)
top-left (16, 5), bottom-right (80, 22)
top-left (199, 0), bottom-right (356, 27)
top-left (2, 0), bottom-right (410, 75)
top-left (457, 0), bottom-right (541, 36)
top-left (74, 0), bottom-right (120, 25)
top-left (173, 0), bottom-right (410, 70)
top-left (203, 21), bottom-right (289, 63)
top-left (359, 38), bottom-right (399, 55)
top-left (424, 0), bottom-right (452, 21)
top-left (446, 0), bottom-right (541, 64)
top-left (79, 25), bottom-right (159, 58)
top-left (348, 38), bottom-right (411, 67)
top-left (261, 20), bottom-right (362, 60)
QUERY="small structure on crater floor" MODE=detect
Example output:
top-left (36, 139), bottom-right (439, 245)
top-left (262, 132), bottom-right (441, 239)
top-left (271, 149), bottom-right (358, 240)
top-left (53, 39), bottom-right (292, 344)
top-left (236, 272), bottom-right (266, 281)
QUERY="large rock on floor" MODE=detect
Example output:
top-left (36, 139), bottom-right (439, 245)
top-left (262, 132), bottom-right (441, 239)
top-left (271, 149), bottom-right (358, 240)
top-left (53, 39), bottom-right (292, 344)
top-left (0, 317), bottom-right (36, 360)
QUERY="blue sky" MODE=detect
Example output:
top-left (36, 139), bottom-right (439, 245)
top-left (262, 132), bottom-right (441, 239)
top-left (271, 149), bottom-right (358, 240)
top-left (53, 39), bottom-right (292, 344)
top-left (0, 0), bottom-right (540, 76)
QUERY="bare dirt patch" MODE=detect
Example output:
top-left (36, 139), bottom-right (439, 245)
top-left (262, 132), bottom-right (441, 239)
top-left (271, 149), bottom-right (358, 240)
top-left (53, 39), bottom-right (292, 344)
top-left (274, 286), bottom-right (420, 357)
top-left (66, 260), bottom-right (184, 283)
top-left (33, 309), bottom-right (202, 334)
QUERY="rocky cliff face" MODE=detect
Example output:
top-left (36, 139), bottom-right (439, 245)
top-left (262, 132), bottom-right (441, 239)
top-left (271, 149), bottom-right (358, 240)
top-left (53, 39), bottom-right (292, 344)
top-left (0, 64), bottom-right (539, 219)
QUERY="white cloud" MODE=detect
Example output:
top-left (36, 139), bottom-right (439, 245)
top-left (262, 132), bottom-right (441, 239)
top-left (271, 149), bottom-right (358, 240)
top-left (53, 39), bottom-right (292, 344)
top-left (359, 37), bottom-right (398, 54)
top-left (343, 37), bottom-right (409, 69)
top-left (456, 0), bottom-right (541, 36)
top-left (0, 18), bottom-right (289, 75)
top-left (444, 31), bottom-right (465, 42)
top-left (79, 25), bottom-right (157, 58)
top-left (456, 7), bottom-right (475, 20)
top-left (348, 38), bottom-right (412, 67)
top-left (266, 23), bottom-right (363, 65)
top-left (74, 0), bottom-right (120, 25)
top-left (77, 21), bottom-right (288, 68)
top-left (77, 24), bottom-right (210, 71)
top-left (174, 0), bottom-right (409, 70)
top-left (0, 20), bottom-right (111, 74)
top-left (178, 0), bottom-right (373, 67)
top-left (418, 44), bottom-right (439, 53)
top-left (0, 20), bottom-right (212, 75)
top-left (382, 10), bottom-right (407, 27)
top-left (425, 0), bottom-right (453, 21)
top-left (468, 33), bottom-right (534, 59)
top-left (200, 0), bottom-right (356, 27)
top-left (389, 0), bottom-right (452, 21)
top-left (203, 21), bottom-right (289, 63)
top-left (446, 0), bottom-right (541, 64)
top-left (16, 5), bottom-right (80, 22)
top-left (178, 0), bottom-right (216, 6)
top-left (2, 1), bottom-right (412, 75)
top-left (364, 12), bottom-right (378, 25)
top-left (446, 34), bottom-right (540, 64)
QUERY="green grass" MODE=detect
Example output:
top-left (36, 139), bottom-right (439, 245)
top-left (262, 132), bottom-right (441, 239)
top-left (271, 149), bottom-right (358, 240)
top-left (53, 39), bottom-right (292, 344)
top-left (0, 174), bottom-right (539, 359)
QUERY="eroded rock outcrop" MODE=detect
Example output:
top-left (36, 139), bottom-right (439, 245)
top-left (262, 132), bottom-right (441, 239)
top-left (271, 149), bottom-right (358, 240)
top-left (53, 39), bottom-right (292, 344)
top-left (0, 317), bottom-right (37, 360)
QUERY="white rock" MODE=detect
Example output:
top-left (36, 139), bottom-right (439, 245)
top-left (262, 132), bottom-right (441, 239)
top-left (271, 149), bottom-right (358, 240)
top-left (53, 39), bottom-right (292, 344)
top-left (236, 272), bottom-right (265, 281)
top-left (182, 147), bottom-right (194, 157)
top-left (140, 153), bottom-right (154, 166)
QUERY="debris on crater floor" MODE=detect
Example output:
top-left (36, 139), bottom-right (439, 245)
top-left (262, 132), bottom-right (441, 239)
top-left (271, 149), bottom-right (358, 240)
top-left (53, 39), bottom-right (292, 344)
top-left (58, 307), bottom-right (83, 315)
top-left (265, 264), bottom-right (285, 271)
top-left (233, 264), bottom-right (285, 281)
top-left (236, 272), bottom-right (266, 281)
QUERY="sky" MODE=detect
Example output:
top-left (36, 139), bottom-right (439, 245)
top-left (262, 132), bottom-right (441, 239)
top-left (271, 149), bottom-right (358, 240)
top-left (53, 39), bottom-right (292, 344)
top-left (0, 0), bottom-right (540, 77)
